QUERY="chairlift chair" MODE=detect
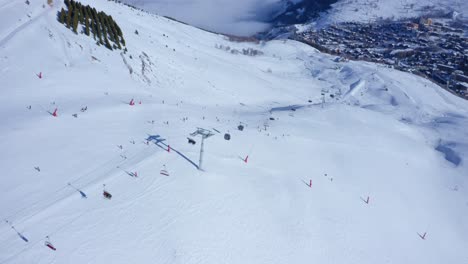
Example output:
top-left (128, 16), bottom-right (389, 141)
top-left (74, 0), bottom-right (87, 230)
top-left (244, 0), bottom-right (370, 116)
top-left (45, 236), bottom-right (56, 251)
top-left (160, 165), bottom-right (169, 176)
top-left (224, 133), bottom-right (231, 140)
top-left (103, 191), bottom-right (112, 199)
top-left (103, 185), bottom-right (112, 199)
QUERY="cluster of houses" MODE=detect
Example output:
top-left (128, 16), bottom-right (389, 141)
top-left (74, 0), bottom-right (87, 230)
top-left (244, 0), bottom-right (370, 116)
top-left (295, 17), bottom-right (468, 98)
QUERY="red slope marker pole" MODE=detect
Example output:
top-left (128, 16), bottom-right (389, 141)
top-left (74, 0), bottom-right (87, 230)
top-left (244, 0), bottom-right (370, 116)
top-left (167, 145), bottom-right (171, 153)
top-left (37, 72), bottom-right (42, 79)
top-left (129, 99), bottom-right (135, 106)
top-left (309, 179), bottom-right (312, 188)
top-left (52, 108), bottom-right (58, 117)
top-left (244, 155), bottom-right (249, 163)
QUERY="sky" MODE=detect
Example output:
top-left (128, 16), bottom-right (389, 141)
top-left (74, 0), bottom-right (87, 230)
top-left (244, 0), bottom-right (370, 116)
top-left (121, 0), bottom-right (285, 36)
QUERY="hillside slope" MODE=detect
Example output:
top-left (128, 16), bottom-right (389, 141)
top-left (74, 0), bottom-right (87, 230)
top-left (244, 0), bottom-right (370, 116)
top-left (0, 1), bottom-right (467, 263)
top-left (313, 0), bottom-right (467, 27)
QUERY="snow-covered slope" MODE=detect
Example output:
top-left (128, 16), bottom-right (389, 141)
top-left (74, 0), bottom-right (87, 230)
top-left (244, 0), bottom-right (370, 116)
top-left (314, 0), bottom-right (468, 27)
top-left (1, 1), bottom-right (467, 263)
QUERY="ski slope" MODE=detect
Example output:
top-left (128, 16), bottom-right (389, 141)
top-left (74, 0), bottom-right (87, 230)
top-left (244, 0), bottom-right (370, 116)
top-left (0, 0), bottom-right (467, 263)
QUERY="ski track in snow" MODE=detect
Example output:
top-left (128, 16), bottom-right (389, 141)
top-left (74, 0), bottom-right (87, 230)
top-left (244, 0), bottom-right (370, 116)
top-left (0, 7), bottom-right (52, 48)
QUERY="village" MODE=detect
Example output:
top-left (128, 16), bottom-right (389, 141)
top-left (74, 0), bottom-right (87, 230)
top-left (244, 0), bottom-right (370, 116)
top-left (296, 16), bottom-right (468, 98)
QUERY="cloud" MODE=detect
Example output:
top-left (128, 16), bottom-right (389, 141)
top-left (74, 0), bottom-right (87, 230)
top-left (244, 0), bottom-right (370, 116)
top-left (121, 0), bottom-right (283, 36)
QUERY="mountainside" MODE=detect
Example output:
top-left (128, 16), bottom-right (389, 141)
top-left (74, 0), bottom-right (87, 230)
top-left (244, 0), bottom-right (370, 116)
top-left (260, 0), bottom-right (468, 39)
top-left (1, 0), bottom-right (468, 264)
top-left (314, 0), bottom-right (467, 27)
top-left (268, 0), bottom-right (338, 25)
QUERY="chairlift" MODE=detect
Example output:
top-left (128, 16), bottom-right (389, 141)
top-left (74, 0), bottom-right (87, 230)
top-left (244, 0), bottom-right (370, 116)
top-left (103, 184), bottom-right (112, 199)
top-left (187, 137), bottom-right (196, 145)
top-left (160, 165), bottom-right (169, 176)
top-left (44, 236), bottom-right (56, 251)
top-left (103, 191), bottom-right (112, 199)
top-left (224, 133), bottom-right (231, 140)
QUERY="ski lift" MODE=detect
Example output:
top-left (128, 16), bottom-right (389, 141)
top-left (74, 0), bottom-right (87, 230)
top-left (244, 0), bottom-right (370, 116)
top-left (187, 137), bottom-right (196, 145)
top-left (237, 124), bottom-right (244, 131)
top-left (103, 191), bottom-right (112, 199)
top-left (160, 165), bottom-right (169, 176)
top-left (44, 236), bottom-right (56, 251)
top-left (103, 184), bottom-right (112, 200)
top-left (68, 183), bottom-right (87, 198)
top-left (224, 133), bottom-right (231, 140)
top-left (5, 220), bottom-right (29, 242)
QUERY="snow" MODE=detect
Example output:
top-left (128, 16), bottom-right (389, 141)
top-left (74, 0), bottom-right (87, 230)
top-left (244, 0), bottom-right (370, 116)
top-left (313, 0), bottom-right (468, 28)
top-left (1, 0), bottom-right (468, 263)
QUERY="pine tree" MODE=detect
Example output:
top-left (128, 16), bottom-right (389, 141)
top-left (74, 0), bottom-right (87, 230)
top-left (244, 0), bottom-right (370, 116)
top-left (105, 38), bottom-right (112, 50)
top-left (117, 26), bottom-right (122, 36)
top-left (91, 20), bottom-right (97, 39)
top-left (82, 5), bottom-right (88, 21)
top-left (80, 5), bottom-right (86, 23)
top-left (96, 19), bottom-right (103, 44)
top-left (58, 1), bottom-right (125, 50)
top-left (58, 8), bottom-right (66, 24)
top-left (92, 8), bottom-right (98, 20)
top-left (105, 17), bottom-right (116, 43)
top-left (72, 9), bottom-right (79, 33)
top-left (113, 27), bottom-right (121, 49)
top-left (84, 13), bottom-right (90, 36)
top-left (100, 18), bottom-right (111, 49)
top-left (113, 22), bottom-right (125, 46)
top-left (66, 4), bottom-right (73, 28)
